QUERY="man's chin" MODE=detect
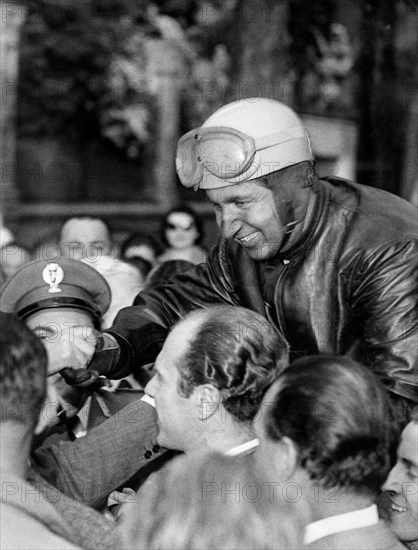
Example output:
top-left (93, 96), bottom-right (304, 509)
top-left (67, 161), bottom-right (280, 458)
top-left (245, 244), bottom-right (281, 261)
top-left (385, 512), bottom-right (418, 542)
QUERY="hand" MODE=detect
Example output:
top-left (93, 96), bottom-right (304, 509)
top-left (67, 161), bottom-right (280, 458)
top-left (60, 367), bottom-right (111, 391)
top-left (45, 325), bottom-right (99, 376)
top-left (107, 488), bottom-right (138, 522)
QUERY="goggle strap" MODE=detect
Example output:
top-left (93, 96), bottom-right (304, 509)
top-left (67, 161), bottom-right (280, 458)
top-left (254, 127), bottom-right (307, 151)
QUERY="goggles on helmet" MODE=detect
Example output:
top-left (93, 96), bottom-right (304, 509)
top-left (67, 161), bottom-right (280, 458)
top-left (176, 126), bottom-right (309, 189)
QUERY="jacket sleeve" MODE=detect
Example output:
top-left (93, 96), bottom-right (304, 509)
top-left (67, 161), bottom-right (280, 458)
top-left (107, 240), bottom-right (240, 372)
top-left (350, 238), bottom-right (418, 403)
top-left (31, 399), bottom-right (163, 509)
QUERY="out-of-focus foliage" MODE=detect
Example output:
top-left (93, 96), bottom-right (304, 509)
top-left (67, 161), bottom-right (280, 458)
top-left (17, 0), bottom-right (234, 152)
top-left (289, 0), bottom-right (359, 118)
top-left (18, 0), bottom-right (157, 154)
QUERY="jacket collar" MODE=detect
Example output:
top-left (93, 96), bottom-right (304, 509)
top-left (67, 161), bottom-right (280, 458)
top-left (277, 180), bottom-right (329, 263)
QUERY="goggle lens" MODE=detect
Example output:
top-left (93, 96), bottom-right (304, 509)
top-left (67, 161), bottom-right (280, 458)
top-left (176, 128), bottom-right (256, 187)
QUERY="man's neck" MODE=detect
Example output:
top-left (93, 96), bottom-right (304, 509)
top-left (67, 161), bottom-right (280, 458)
top-left (188, 419), bottom-right (256, 455)
top-left (309, 487), bottom-right (375, 522)
top-left (0, 424), bottom-right (32, 480)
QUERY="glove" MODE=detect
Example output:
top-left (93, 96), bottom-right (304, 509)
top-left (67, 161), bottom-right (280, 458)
top-left (60, 333), bottom-right (124, 389)
top-left (60, 367), bottom-right (111, 391)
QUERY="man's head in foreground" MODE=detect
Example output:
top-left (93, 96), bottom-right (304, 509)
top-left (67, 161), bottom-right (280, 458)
top-left (145, 305), bottom-right (289, 453)
top-left (255, 355), bottom-right (398, 516)
top-left (0, 312), bottom-right (47, 475)
top-left (381, 407), bottom-right (418, 545)
top-left (176, 98), bottom-right (317, 261)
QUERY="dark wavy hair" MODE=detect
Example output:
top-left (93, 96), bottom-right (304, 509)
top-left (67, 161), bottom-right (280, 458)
top-left (176, 306), bottom-right (289, 422)
top-left (264, 355), bottom-right (399, 496)
top-left (161, 204), bottom-right (204, 246)
top-left (0, 312), bottom-right (47, 426)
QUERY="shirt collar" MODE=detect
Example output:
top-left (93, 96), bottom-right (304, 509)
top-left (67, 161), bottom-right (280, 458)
top-left (225, 438), bottom-right (259, 456)
top-left (304, 504), bottom-right (379, 545)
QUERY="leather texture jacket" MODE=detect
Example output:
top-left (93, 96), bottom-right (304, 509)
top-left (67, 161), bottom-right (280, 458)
top-left (109, 177), bottom-right (418, 403)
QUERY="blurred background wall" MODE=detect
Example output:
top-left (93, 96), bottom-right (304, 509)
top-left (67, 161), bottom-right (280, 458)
top-left (1, 0), bottom-right (417, 251)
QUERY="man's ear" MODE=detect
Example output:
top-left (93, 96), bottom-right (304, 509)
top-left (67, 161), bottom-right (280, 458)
top-left (273, 436), bottom-right (298, 479)
top-left (193, 384), bottom-right (222, 422)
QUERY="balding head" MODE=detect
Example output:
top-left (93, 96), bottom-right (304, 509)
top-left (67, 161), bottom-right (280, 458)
top-left (173, 305), bottom-right (289, 422)
top-left (146, 305), bottom-right (288, 452)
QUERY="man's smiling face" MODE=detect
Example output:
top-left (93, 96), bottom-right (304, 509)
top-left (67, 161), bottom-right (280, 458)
top-left (381, 421), bottom-right (418, 542)
top-left (206, 179), bottom-right (286, 261)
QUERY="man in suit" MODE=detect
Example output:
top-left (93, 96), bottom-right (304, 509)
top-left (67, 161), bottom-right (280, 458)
top-left (113, 304), bottom-right (290, 525)
top-left (254, 355), bottom-right (406, 550)
top-left (144, 305), bottom-right (289, 456)
top-left (380, 408), bottom-right (418, 549)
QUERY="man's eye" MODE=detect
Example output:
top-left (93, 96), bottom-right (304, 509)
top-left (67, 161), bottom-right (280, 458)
top-left (407, 467), bottom-right (418, 479)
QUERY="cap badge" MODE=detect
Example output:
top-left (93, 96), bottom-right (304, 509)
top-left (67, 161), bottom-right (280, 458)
top-left (42, 263), bottom-right (64, 293)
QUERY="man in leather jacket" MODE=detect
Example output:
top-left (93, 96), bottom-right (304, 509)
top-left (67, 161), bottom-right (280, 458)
top-left (76, 99), bottom-right (418, 417)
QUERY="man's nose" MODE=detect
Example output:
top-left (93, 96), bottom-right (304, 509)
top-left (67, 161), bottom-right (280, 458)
top-left (382, 462), bottom-right (402, 493)
top-left (219, 208), bottom-right (241, 240)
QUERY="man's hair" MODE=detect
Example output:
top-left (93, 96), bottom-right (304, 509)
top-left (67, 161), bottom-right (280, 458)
top-left (175, 306), bottom-right (289, 422)
top-left (264, 355), bottom-right (398, 496)
top-left (0, 312), bottom-right (47, 426)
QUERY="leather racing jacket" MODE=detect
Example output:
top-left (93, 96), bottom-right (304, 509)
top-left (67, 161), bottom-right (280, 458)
top-left (107, 177), bottom-right (418, 403)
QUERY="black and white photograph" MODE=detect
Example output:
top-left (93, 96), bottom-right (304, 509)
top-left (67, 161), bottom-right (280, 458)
top-left (0, 1), bottom-right (417, 549)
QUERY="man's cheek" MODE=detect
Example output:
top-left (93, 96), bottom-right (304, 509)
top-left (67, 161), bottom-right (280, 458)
top-left (45, 344), bottom-right (62, 374)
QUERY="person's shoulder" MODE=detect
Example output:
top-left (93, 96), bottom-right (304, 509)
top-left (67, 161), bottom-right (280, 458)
top-left (324, 177), bottom-right (417, 229)
top-left (1, 496), bottom-right (81, 549)
top-left (307, 520), bottom-right (407, 550)
top-left (322, 177), bottom-right (418, 251)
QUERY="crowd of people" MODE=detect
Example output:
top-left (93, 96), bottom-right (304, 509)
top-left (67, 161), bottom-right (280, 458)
top-left (0, 98), bottom-right (417, 550)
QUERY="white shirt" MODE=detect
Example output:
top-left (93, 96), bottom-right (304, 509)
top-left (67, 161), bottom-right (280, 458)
top-left (304, 504), bottom-right (379, 545)
top-left (225, 438), bottom-right (259, 456)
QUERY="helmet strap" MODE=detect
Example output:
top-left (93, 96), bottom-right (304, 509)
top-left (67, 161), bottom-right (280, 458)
top-left (284, 201), bottom-right (304, 234)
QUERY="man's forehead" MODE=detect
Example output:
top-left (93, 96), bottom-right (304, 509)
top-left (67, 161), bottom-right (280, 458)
top-left (400, 422), bottom-right (418, 461)
top-left (158, 315), bottom-right (203, 368)
top-left (26, 307), bottom-right (93, 325)
top-left (168, 315), bottom-right (200, 347)
top-left (206, 179), bottom-right (269, 201)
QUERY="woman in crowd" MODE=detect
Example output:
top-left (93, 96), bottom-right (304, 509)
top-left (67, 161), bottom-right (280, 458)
top-left (158, 205), bottom-right (207, 265)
